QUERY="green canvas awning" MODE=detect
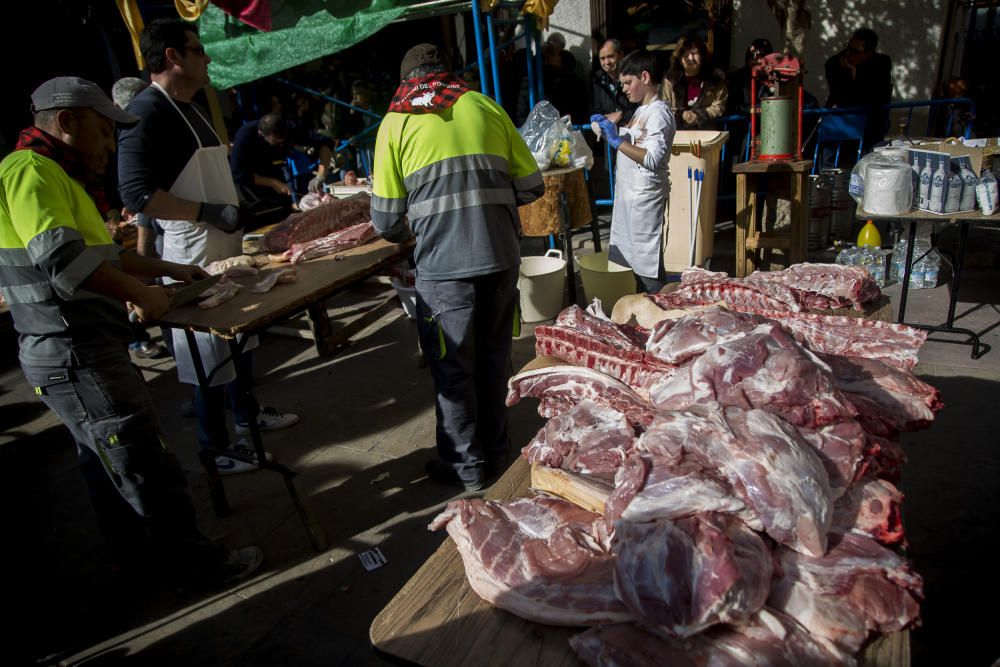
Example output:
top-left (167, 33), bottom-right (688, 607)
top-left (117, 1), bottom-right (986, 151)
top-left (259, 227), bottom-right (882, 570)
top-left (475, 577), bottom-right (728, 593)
top-left (199, 1), bottom-right (471, 90)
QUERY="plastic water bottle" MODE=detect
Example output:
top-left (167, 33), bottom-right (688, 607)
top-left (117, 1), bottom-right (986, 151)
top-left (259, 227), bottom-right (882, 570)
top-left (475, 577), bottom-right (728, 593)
top-left (945, 169), bottom-right (962, 213)
top-left (889, 238), bottom-right (906, 283)
top-left (918, 155), bottom-right (932, 209)
top-left (836, 244), bottom-right (859, 267)
top-left (929, 157), bottom-right (947, 213)
top-left (923, 249), bottom-right (941, 288)
top-left (909, 256), bottom-right (926, 289)
top-left (858, 247), bottom-right (886, 287)
top-left (960, 160), bottom-right (978, 211)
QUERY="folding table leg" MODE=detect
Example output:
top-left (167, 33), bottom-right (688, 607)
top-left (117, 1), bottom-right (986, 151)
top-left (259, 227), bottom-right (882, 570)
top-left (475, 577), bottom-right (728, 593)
top-left (184, 329), bottom-right (232, 517)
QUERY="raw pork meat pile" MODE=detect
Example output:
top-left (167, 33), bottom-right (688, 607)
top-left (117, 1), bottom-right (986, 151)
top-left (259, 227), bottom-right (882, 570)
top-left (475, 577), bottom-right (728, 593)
top-left (272, 221), bottom-right (378, 264)
top-left (262, 192), bottom-right (371, 252)
top-left (651, 265), bottom-right (883, 314)
top-left (433, 268), bottom-right (938, 665)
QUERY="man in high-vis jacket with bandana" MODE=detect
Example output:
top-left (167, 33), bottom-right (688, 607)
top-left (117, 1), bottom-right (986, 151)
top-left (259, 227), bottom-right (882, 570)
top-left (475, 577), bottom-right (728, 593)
top-left (371, 43), bottom-right (545, 491)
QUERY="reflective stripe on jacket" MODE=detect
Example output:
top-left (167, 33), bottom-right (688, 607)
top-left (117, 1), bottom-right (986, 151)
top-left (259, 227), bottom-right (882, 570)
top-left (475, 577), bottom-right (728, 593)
top-left (0, 151), bottom-right (130, 366)
top-left (371, 92), bottom-right (544, 280)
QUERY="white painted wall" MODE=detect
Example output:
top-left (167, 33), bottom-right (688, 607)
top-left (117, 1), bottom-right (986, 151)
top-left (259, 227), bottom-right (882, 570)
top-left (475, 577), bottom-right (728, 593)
top-left (542, 0), bottom-right (593, 79)
top-left (730, 0), bottom-right (949, 103)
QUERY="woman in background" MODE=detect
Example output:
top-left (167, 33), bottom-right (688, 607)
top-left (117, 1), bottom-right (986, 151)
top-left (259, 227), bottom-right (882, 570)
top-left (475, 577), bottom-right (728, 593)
top-left (661, 36), bottom-right (727, 130)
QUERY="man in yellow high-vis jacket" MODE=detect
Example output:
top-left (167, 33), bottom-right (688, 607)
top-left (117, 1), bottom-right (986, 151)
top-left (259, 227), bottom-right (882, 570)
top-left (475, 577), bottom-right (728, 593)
top-left (0, 77), bottom-right (262, 586)
top-left (371, 44), bottom-right (545, 491)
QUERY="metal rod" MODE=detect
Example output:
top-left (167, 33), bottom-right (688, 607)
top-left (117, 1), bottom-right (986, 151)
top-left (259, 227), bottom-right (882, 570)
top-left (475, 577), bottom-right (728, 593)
top-left (533, 25), bottom-right (545, 101)
top-left (750, 76), bottom-right (757, 160)
top-left (471, 3), bottom-right (491, 98)
top-left (525, 17), bottom-right (536, 110)
top-left (486, 12), bottom-right (503, 105)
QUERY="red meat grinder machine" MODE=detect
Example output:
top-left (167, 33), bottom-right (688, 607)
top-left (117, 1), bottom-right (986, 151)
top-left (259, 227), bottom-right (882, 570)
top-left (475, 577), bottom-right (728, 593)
top-left (750, 53), bottom-right (804, 161)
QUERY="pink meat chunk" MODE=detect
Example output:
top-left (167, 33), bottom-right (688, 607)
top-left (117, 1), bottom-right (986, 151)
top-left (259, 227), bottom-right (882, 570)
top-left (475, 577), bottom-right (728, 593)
top-left (570, 608), bottom-right (846, 667)
top-left (429, 496), bottom-right (632, 626)
top-left (506, 363), bottom-right (657, 427)
top-left (768, 532), bottom-right (924, 654)
top-left (638, 404), bottom-right (834, 556)
top-left (612, 513), bottom-right (772, 637)
top-left (819, 353), bottom-right (943, 435)
top-left (648, 323), bottom-right (858, 430)
top-left (521, 400), bottom-right (636, 481)
top-left (262, 192), bottom-right (371, 252)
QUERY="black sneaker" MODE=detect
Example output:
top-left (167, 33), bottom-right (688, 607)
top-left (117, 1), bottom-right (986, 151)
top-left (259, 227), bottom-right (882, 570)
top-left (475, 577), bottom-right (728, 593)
top-left (424, 460), bottom-right (483, 492)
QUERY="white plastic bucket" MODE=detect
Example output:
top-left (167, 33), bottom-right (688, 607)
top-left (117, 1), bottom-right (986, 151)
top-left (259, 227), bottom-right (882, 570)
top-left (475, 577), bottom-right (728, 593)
top-left (518, 249), bottom-right (567, 322)
top-left (577, 251), bottom-right (635, 315)
top-left (391, 278), bottom-right (418, 319)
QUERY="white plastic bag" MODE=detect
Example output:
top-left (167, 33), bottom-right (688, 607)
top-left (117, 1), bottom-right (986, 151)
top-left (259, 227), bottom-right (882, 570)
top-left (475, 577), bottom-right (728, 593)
top-left (849, 149), bottom-right (909, 206)
top-left (571, 129), bottom-right (594, 170)
top-left (518, 101), bottom-right (561, 157)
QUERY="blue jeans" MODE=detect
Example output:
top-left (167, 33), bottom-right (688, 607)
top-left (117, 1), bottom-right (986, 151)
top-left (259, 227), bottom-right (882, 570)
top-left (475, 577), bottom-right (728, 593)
top-left (193, 352), bottom-right (259, 450)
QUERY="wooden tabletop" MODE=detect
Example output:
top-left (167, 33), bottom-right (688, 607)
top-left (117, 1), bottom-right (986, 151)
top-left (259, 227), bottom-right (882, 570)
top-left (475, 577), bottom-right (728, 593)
top-left (370, 454), bottom-right (908, 666)
top-left (733, 159), bottom-right (813, 174)
top-left (157, 238), bottom-right (412, 338)
top-left (856, 207), bottom-right (1000, 223)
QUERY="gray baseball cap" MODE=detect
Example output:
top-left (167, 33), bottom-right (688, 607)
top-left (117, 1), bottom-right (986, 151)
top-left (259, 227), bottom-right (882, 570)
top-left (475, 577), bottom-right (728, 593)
top-left (31, 76), bottom-right (140, 125)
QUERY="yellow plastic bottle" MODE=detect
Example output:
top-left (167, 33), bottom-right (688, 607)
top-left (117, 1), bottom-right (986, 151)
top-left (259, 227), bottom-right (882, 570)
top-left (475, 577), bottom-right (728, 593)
top-left (857, 219), bottom-right (882, 248)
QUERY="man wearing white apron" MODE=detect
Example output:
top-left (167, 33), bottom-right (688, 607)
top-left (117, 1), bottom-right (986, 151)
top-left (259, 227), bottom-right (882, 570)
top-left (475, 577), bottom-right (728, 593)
top-left (592, 50), bottom-right (676, 294)
top-left (118, 19), bottom-right (298, 474)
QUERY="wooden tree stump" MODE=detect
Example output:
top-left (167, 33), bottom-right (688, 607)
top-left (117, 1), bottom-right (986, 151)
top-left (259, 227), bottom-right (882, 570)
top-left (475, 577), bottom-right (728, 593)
top-left (519, 166), bottom-right (592, 237)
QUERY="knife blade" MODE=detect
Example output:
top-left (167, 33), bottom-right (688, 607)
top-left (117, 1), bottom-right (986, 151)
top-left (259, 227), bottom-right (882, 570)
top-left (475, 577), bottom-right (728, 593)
top-left (170, 274), bottom-right (222, 310)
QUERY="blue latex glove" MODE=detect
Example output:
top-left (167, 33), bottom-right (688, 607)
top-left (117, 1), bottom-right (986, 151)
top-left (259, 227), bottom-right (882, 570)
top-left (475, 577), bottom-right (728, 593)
top-left (597, 117), bottom-right (625, 150)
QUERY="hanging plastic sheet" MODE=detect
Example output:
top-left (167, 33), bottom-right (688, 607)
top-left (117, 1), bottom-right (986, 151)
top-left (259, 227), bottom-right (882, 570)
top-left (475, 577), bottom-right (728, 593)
top-left (198, 0), bottom-right (410, 90)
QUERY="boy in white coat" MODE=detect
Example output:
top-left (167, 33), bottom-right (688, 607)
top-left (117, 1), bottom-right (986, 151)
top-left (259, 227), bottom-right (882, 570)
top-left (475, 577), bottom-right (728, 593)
top-left (592, 50), bottom-right (676, 293)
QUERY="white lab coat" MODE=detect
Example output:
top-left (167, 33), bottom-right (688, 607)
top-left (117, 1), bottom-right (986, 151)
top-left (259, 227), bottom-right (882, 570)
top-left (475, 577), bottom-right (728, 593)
top-left (150, 82), bottom-right (257, 386)
top-left (609, 99), bottom-right (676, 278)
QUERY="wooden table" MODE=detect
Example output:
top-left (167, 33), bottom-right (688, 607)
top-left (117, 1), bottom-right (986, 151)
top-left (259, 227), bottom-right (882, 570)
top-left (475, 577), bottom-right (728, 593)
top-left (159, 238), bottom-right (412, 549)
top-left (858, 207), bottom-right (999, 359)
top-left (734, 159), bottom-right (812, 277)
top-left (370, 455), bottom-right (908, 666)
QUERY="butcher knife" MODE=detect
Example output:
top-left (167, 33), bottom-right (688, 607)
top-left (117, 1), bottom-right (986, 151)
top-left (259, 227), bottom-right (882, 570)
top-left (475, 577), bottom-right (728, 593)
top-left (169, 274), bottom-right (222, 310)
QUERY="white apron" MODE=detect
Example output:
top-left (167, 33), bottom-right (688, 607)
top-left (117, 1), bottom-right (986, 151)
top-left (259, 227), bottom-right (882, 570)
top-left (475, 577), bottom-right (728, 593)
top-left (151, 82), bottom-right (257, 386)
top-left (609, 100), bottom-right (672, 279)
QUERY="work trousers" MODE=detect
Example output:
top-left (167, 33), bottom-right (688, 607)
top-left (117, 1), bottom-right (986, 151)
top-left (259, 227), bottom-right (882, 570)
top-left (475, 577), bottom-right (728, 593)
top-left (22, 355), bottom-right (223, 575)
top-left (415, 267), bottom-right (518, 484)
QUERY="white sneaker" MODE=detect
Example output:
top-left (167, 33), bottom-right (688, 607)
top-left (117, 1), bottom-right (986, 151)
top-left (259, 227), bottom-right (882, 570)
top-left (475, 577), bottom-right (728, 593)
top-left (235, 406), bottom-right (300, 435)
top-left (215, 440), bottom-right (273, 475)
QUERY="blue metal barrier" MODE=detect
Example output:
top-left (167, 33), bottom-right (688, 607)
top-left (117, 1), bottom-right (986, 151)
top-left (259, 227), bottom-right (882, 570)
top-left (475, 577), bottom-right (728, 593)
top-left (581, 98), bottom-right (976, 211)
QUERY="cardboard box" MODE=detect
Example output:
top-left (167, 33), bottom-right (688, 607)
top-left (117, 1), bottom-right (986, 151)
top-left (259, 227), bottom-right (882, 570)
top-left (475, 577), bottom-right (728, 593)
top-left (907, 148), bottom-right (977, 214)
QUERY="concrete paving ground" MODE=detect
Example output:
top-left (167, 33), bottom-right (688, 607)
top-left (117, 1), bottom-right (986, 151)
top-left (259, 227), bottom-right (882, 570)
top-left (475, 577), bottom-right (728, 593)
top-left (2, 220), bottom-right (999, 666)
